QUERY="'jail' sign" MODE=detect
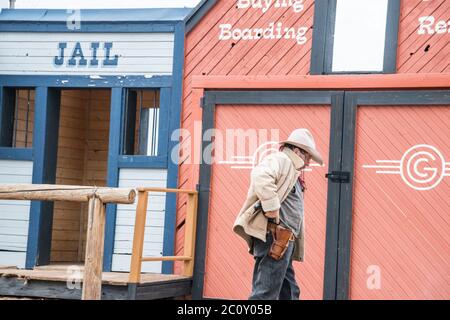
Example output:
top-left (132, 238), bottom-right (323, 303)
top-left (54, 42), bottom-right (119, 67)
top-left (0, 32), bottom-right (175, 76)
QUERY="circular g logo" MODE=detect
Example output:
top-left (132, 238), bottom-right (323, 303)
top-left (400, 144), bottom-right (445, 191)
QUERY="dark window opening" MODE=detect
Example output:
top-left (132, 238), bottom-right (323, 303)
top-left (1, 88), bottom-right (35, 148)
top-left (122, 89), bottom-right (160, 156)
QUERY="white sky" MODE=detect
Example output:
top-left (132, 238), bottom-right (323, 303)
top-left (0, 0), bottom-right (202, 9)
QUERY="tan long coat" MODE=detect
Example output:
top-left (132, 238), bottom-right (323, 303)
top-left (233, 147), bottom-right (306, 262)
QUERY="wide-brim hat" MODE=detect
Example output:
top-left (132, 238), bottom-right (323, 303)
top-left (279, 128), bottom-right (324, 165)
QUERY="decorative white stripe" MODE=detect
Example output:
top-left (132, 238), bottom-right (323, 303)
top-left (376, 160), bottom-right (401, 163)
top-left (363, 165), bottom-right (400, 169)
top-left (375, 171), bottom-right (401, 174)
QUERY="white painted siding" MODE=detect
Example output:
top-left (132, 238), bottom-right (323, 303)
top-left (0, 160), bottom-right (33, 268)
top-left (0, 32), bottom-right (174, 75)
top-left (111, 168), bottom-right (167, 273)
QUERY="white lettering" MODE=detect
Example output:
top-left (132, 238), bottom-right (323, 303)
top-left (219, 24), bottom-right (232, 40)
top-left (296, 26), bottom-right (308, 44)
top-left (237, 0), bottom-right (250, 9)
top-left (236, 0), bottom-right (304, 13)
top-left (418, 16), bottom-right (450, 35)
top-left (218, 22), bottom-right (308, 45)
top-left (418, 16), bottom-right (435, 34)
top-left (435, 20), bottom-right (447, 34)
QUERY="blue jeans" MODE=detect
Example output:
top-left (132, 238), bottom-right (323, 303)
top-left (249, 232), bottom-right (301, 300)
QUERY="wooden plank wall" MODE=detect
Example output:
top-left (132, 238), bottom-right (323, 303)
top-left (51, 89), bottom-right (110, 263)
top-left (175, 0), bottom-right (450, 277)
top-left (176, 0), bottom-right (317, 274)
top-left (397, 0), bottom-right (449, 73)
top-left (13, 89), bottom-right (34, 148)
top-left (351, 105), bottom-right (449, 299)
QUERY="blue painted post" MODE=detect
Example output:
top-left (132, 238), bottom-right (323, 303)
top-left (103, 87), bottom-right (123, 272)
top-left (26, 87), bottom-right (61, 268)
top-left (161, 21), bottom-right (185, 274)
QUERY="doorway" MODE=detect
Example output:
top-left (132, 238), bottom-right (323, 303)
top-left (50, 89), bottom-right (111, 263)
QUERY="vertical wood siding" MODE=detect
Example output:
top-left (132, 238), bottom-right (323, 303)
top-left (111, 168), bottom-right (167, 273)
top-left (51, 89), bottom-right (110, 263)
top-left (0, 160), bottom-right (33, 268)
top-left (14, 90), bottom-right (35, 148)
top-left (351, 105), bottom-right (450, 299)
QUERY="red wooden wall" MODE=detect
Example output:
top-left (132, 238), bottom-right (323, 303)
top-left (175, 0), bottom-right (450, 299)
top-left (351, 105), bottom-right (449, 299)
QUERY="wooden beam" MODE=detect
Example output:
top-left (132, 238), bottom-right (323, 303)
top-left (192, 73), bottom-right (450, 90)
top-left (141, 256), bottom-right (192, 262)
top-left (82, 197), bottom-right (106, 300)
top-left (0, 184), bottom-right (135, 204)
top-left (136, 187), bottom-right (197, 194)
top-left (183, 193), bottom-right (198, 277)
top-left (129, 191), bottom-right (148, 284)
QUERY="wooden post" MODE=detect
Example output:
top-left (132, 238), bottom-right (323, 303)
top-left (183, 193), bottom-right (198, 277)
top-left (128, 191), bottom-right (148, 284)
top-left (82, 197), bottom-right (106, 300)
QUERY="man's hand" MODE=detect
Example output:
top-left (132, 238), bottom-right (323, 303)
top-left (264, 210), bottom-right (279, 219)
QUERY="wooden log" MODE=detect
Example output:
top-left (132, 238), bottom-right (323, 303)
top-left (141, 256), bottom-right (192, 262)
top-left (81, 197), bottom-right (106, 300)
top-left (136, 187), bottom-right (197, 194)
top-left (0, 184), bottom-right (135, 204)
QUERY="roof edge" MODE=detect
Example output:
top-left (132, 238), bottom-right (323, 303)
top-left (185, 0), bottom-right (217, 33)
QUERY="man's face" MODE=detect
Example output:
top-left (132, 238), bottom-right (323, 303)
top-left (294, 147), bottom-right (311, 167)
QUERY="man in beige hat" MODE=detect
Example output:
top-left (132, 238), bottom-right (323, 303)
top-left (233, 128), bottom-right (323, 300)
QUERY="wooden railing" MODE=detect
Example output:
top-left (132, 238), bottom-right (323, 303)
top-left (0, 184), bottom-right (136, 300)
top-left (128, 187), bottom-right (198, 284)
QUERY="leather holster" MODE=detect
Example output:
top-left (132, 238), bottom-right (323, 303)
top-left (267, 222), bottom-right (294, 261)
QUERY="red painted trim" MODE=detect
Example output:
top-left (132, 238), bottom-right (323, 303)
top-left (192, 74), bottom-right (450, 89)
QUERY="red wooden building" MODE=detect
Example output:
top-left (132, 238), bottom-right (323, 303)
top-left (175, 0), bottom-right (450, 300)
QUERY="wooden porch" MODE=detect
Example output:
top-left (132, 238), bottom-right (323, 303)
top-left (0, 184), bottom-right (198, 300)
top-left (0, 264), bottom-right (192, 300)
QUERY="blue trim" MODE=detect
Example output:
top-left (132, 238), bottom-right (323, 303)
top-left (161, 22), bottom-right (185, 274)
top-left (0, 8), bottom-right (190, 23)
top-left (26, 87), bottom-right (61, 268)
top-left (0, 8), bottom-right (191, 33)
top-left (118, 155), bottom-right (167, 169)
top-left (103, 87), bottom-right (124, 272)
top-left (0, 147), bottom-right (33, 160)
top-left (158, 87), bottom-right (171, 160)
top-left (185, 0), bottom-right (217, 33)
top-left (0, 22), bottom-right (178, 33)
top-left (0, 76), bottom-right (172, 89)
